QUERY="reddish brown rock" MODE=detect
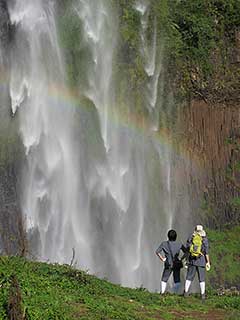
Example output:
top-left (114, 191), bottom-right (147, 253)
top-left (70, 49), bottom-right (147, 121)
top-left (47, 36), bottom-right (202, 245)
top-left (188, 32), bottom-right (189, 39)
top-left (179, 100), bottom-right (240, 226)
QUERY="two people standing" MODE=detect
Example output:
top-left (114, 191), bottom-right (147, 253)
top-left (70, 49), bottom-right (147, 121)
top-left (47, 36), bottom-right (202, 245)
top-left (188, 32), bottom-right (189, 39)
top-left (155, 225), bottom-right (210, 300)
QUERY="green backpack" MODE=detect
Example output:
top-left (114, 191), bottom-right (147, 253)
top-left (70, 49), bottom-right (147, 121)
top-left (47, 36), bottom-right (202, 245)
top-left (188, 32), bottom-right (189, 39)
top-left (189, 233), bottom-right (203, 257)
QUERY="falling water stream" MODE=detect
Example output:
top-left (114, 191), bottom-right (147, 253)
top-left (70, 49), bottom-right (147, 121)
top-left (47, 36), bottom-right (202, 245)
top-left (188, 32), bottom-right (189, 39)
top-left (0, 0), bottom-right (192, 291)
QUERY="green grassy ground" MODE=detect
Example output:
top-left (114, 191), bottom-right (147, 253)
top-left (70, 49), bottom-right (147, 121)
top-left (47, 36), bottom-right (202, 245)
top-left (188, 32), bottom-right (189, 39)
top-left (0, 255), bottom-right (239, 320)
top-left (207, 225), bottom-right (240, 289)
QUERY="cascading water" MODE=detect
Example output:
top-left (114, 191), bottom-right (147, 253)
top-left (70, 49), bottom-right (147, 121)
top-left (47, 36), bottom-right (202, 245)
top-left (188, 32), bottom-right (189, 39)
top-left (3, 0), bottom-right (192, 292)
top-left (74, 0), bottom-right (116, 151)
top-left (134, 0), bottom-right (174, 230)
top-left (7, 0), bottom-right (88, 265)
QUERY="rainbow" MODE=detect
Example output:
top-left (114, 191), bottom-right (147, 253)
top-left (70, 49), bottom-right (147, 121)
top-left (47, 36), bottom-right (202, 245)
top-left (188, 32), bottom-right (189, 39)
top-left (0, 64), bottom-right (195, 166)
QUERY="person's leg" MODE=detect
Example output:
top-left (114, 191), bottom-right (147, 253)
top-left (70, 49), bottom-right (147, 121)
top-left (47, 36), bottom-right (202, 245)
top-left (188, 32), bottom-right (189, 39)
top-left (173, 268), bottom-right (181, 294)
top-left (161, 268), bottom-right (172, 294)
top-left (197, 267), bottom-right (206, 300)
top-left (184, 265), bottom-right (196, 295)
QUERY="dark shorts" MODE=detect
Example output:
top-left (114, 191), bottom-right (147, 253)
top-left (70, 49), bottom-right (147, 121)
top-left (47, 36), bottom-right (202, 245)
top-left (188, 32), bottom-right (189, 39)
top-left (186, 265), bottom-right (205, 282)
top-left (161, 267), bottom-right (181, 283)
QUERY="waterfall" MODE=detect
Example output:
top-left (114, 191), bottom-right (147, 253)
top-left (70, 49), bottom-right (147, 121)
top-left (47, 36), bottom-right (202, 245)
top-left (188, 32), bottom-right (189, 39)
top-left (3, 0), bottom-right (192, 291)
top-left (134, 1), bottom-right (175, 230)
top-left (7, 0), bottom-right (87, 264)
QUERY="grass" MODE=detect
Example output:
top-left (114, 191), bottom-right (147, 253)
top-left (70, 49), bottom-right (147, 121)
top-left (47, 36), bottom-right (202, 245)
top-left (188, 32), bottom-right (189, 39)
top-left (207, 225), bottom-right (240, 289)
top-left (0, 256), bottom-right (239, 320)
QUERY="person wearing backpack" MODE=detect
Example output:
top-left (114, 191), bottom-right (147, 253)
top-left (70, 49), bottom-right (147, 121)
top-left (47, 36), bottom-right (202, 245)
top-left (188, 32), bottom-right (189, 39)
top-left (156, 229), bottom-right (187, 294)
top-left (184, 225), bottom-right (211, 301)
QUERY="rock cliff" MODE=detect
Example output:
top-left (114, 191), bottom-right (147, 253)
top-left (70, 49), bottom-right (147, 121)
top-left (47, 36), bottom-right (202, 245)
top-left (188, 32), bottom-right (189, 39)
top-left (179, 100), bottom-right (240, 227)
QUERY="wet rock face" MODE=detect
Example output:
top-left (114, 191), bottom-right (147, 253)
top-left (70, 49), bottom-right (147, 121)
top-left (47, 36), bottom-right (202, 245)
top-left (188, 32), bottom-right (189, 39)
top-left (0, 1), bottom-right (24, 255)
top-left (0, 0), bottom-right (10, 48)
top-left (0, 165), bottom-right (24, 255)
top-left (0, 0), bottom-right (10, 120)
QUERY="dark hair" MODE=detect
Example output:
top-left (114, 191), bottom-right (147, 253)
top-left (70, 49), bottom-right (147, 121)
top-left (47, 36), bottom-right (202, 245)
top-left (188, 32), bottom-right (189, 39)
top-left (167, 229), bottom-right (177, 241)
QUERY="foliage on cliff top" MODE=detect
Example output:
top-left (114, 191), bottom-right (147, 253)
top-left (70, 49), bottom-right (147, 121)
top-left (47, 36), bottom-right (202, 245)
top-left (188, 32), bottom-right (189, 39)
top-left (0, 236), bottom-right (240, 320)
top-left (168, 0), bottom-right (240, 101)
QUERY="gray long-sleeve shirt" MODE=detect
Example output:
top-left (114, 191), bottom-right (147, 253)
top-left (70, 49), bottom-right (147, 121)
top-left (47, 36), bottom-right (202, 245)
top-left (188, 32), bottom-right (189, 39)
top-left (156, 240), bottom-right (186, 268)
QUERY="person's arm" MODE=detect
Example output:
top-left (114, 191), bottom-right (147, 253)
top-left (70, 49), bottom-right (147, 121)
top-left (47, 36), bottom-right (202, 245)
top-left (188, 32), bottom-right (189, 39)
top-left (204, 238), bottom-right (211, 270)
top-left (205, 254), bottom-right (211, 270)
top-left (155, 243), bottom-right (166, 262)
top-left (156, 252), bottom-right (166, 262)
top-left (205, 254), bottom-right (210, 264)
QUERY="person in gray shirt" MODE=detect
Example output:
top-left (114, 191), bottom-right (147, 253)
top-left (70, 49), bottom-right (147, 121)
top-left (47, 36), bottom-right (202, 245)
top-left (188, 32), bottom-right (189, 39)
top-left (184, 225), bottom-right (211, 301)
top-left (156, 229), bottom-right (186, 294)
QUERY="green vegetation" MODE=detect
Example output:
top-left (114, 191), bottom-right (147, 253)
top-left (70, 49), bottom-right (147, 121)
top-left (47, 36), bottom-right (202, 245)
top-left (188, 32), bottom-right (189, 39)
top-left (224, 136), bottom-right (240, 224)
top-left (155, 0), bottom-right (240, 100)
top-left (207, 225), bottom-right (240, 289)
top-left (169, 0), bottom-right (240, 101)
top-left (0, 255), bottom-right (239, 320)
